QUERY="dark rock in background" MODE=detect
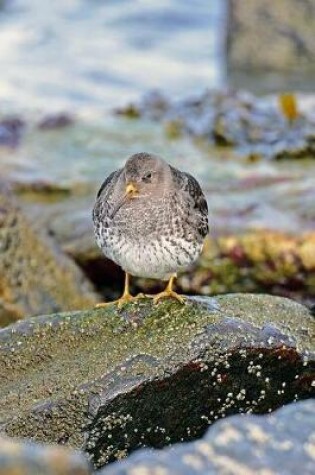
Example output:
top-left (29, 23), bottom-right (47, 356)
top-left (227, 0), bottom-right (315, 93)
top-left (179, 231), bottom-right (315, 307)
top-left (0, 117), bottom-right (25, 148)
top-left (0, 294), bottom-right (313, 469)
top-left (37, 113), bottom-right (75, 130)
top-left (0, 189), bottom-right (98, 326)
top-left (101, 399), bottom-right (315, 475)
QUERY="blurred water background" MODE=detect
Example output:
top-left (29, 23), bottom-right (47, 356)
top-left (0, 0), bottom-right (226, 112)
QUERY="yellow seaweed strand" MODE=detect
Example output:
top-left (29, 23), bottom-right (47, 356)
top-left (278, 93), bottom-right (299, 122)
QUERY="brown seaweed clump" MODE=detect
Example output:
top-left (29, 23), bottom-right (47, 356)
top-left (175, 232), bottom-right (315, 304)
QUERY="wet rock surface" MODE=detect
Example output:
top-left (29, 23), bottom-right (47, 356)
top-left (0, 294), bottom-right (313, 469)
top-left (101, 399), bottom-right (315, 475)
top-left (0, 189), bottom-right (98, 326)
top-left (0, 435), bottom-right (90, 475)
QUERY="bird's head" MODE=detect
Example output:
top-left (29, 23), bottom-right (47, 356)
top-left (123, 152), bottom-right (168, 193)
top-left (110, 152), bottom-right (170, 219)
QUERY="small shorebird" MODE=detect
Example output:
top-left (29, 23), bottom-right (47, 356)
top-left (93, 152), bottom-right (208, 307)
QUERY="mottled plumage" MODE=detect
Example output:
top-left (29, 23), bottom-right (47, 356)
top-left (93, 152), bottom-right (208, 278)
top-left (93, 152), bottom-right (208, 305)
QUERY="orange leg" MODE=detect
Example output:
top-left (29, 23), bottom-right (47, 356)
top-left (148, 274), bottom-right (186, 304)
top-left (95, 273), bottom-right (144, 309)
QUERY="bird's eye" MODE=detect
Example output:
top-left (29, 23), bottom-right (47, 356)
top-left (142, 172), bottom-right (152, 183)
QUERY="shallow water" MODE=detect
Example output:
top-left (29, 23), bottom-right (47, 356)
top-left (0, 0), bottom-right (226, 112)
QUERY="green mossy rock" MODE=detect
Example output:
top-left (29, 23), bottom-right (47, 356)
top-left (0, 294), bottom-right (314, 469)
top-left (0, 190), bottom-right (98, 326)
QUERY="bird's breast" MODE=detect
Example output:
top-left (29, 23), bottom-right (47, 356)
top-left (111, 195), bottom-right (170, 238)
top-left (94, 189), bottom-right (205, 276)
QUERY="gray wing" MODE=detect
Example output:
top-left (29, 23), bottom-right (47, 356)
top-left (96, 169), bottom-right (122, 200)
top-left (171, 167), bottom-right (209, 238)
top-left (93, 168), bottom-right (122, 223)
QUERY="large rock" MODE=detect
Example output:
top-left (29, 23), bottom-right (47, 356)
top-left (101, 399), bottom-right (315, 475)
top-left (0, 435), bottom-right (90, 475)
top-left (0, 190), bottom-right (98, 326)
top-left (0, 294), bottom-right (314, 469)
top-left (227, 0), bottom-right (315, 74)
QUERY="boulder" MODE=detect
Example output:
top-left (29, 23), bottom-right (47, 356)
top-left (0, 435), bottom-right (90, 475)
top-left (0, 294), bottom-right (313, 469)
top-left (227, 0), bottom-right (315, 74)
top-left (0, 190), bottom-right (98, 327)
top-left (101, 399), bottom-right (315, 475)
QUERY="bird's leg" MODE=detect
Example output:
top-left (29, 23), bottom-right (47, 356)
top-left (95, 273), bottom-right (142, 309)
top-left (150, 274), bottom-right (186, 304)
top-left (117, 272), bottom-right (136, 307)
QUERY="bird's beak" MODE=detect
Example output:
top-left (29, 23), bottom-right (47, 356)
top-left (125, 182), bottom-right (138, 196)
top-left (109, 182), bottom-right (138, 219)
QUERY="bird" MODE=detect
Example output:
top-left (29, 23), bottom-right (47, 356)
top-left (93, 152), bottom-right (209, 308)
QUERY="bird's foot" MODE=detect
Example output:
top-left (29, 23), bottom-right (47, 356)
top-left (147, 290), bottom-right (186, 305)
top-left (95, 292), bottom-right (145, 310)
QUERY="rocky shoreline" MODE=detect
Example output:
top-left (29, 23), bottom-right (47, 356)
top-left (1, 89), bottom-right (315, 473)
top-left (1, 399), bottom-right (314, 474)
top-left (1, 1), bottom-right (315, 472)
